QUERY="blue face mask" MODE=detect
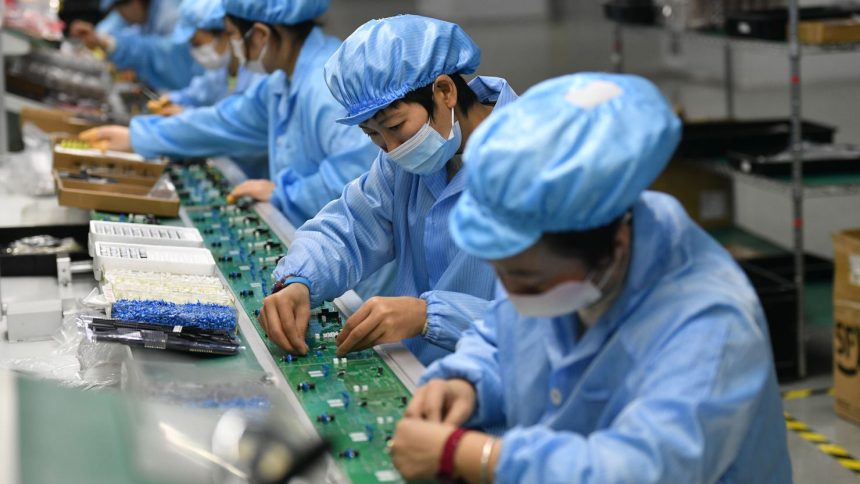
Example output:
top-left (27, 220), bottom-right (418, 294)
top-left (386, 105), bottom-right (462, 175)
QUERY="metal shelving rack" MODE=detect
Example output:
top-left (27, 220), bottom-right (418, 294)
top-left (610, 1), bottom-right (860, 378)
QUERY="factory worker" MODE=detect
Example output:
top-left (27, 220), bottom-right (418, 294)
top-left (69, 0), bottom-right (201, 90)
top-left (260, 15), bottom-right (517, 366)
top-left (147, 0), bottom-right (267, 115)
top-left (80, 0), bottom-right (377, 227)
top-left (389, 73), bottom-right (792, 483)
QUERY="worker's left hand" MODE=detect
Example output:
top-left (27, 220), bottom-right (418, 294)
top-left (68, 20), bottom-right (105, 50)
top-left (227, 180), bottom-right (276, 203)
top-left (389, 418), bottom-right (455, 480)
top-left (79, 125), bottom-right (131, 151)
top-left (335, 296), bottom-right (427, 356)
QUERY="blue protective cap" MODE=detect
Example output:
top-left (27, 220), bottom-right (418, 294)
top-left (450, 72), bottom-right (682, 260)
top-left (173, 0), bottom-right (226, 43)
top-left (100, 0), bottom-right (119, 11)
top-left (324, 15), bottom-right (481, 126)
top-left (221, 0), bottom-right (329, 26)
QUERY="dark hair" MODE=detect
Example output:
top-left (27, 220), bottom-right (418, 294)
top-left (226, 15), bottom-right (317, 45)
top-left (540, 213), bottom-right (629, 271)
top-left (201, 28), bottom-right (226, 37)
top-left (397, 73), bottom-right (480, 120)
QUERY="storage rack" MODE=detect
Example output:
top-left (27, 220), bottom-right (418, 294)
top-left (609, 1), bottom-right (860, 378)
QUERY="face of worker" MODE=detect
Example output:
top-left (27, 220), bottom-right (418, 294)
top-left (191, 30), bottom-right (228, 55)
top-left (115, 0), bottom-right (147, 25)
top-left (231, 22), bottom-right (297, 74)
top-left (491, 222), bottom-right (630, 296)
top-left (359, 75), bottom-right (458, 153)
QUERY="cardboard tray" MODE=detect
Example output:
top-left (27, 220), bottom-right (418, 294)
top-left (52, 139), bottom-right (167, 179)
top-left (54, 171), bottom-right (180, 217)
top-left (20, 107), bottom-right (99, 136)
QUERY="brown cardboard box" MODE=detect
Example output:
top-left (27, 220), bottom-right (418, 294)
top-left (834, 300), bottom-right (860, 425)
top-left (650, 161), bottom-right (732, 229)
top-left (19, 108), bottom-right (98, 135)
top-left (53, 171), bottom-right (179, 217)
top-left (799, 19), bottom-right (860, 45)
top-left (833, 230), bottom-right (860, 303)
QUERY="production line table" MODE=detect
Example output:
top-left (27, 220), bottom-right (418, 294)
top-left (0, 157), bottom-right (425, 484)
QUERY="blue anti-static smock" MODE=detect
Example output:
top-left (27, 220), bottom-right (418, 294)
top-left (96, 0), bottom-right (201, 90)
top-left (129, 27), bottom-right (377, 227)
top-left (422, 192), bottom-right (792, 483)
top-left (273, 77), bottom-right (517, 366)
top-left (168, 66), bottom-right (267, 109)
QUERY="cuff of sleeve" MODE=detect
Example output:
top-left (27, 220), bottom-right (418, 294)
top-left (272, 266), bottom-right (323, 307)
top-left (128, 116), bottom-right (161, 159)
top-left (420, 292), bottom-right (447, 350)
top-left (100, 34), bottom-right (116, 53)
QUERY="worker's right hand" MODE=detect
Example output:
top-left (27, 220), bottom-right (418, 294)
top-left (79, 125), bottom-right (132, 152)
top-left (259, 282), bottom-right (311, 355)
top-left (68, 20), bottom-right (105, 50)
top-left (404, 378), bottom-right (476, 426)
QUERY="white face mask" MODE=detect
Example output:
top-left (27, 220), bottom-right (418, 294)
top-left (230, 38), bottom-right (246, 66)
top-left (191, 42), bottom-right (231, 70)
top-left (243, 29), bottom-right (269, 74)
top-left (506, 262), bottom-right (615, 318)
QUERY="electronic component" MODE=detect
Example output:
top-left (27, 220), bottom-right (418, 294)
top-left (87, 317), bottom-right (241, 355)
top-left (92, 242), bottom-right (216, 280)
top-left (89, 221), bottom-right (203, 256)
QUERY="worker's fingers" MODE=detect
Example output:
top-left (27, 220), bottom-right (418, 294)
top-left (338, 300), bottom-right (374, 346)
top-left (294, 299), bottom-right (311, 347)
top-left (336, 312), bottom-right (379, 356)
top-left (263, 299), bottom-right (292, 352)
top-left (403, 387), bottom-right (426, 419)
top-left (92, 141), bottom-right (110, 152)
top-left (228, 181), bottom-right (255, 199)
top-left (276, 292), bottom-right (307, 354)
top-left (78, 127), bottom-right (103, 142)
top-left (347, 323), bottom-right (386, 354)
top-left (421, 382), bottom-right (446, 423)
top-left (258, 306), bottom-right (268, 334)
top-left (442, 396), bottom-right (473, 426)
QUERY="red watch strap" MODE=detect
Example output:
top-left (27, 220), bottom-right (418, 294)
top-left (437, 428), bottom-right (468, 480)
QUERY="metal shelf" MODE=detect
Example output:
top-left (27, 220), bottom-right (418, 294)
top-left (613, 22), bottom-right (860, 55)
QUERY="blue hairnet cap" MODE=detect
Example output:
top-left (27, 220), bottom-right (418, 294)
top-left (221, 0), bottom-right (329, 26)
top-left (451, 72), bottom-right (682, 261)
top-left (324, 15), bottom-right (481, 126)
top-left (99, 0), bottom-right (118, 11)
top-left (173, 0), bottom-right (226, 43)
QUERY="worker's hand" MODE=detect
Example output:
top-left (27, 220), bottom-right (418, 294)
top-left (69, 20), bottom-right (105, 50)
top-left (227, 180), bottom-right (276, 203)
top-left (335, 296), bottom-right (427, 356)
top-left (259, 282), bottom-right (311, 355)
top-left (389, 418), bottom-right (456, 480)
top-left (79, 125), bottom-right (132, 152)
top-left (146, 95), bottom-right (182, 115)
top-left (404, 378), bottom-right (476, 425)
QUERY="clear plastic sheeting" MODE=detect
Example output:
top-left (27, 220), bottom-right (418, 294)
top-left (0, 123), bottom-right (57, 197)
top-left (0, 309), bottom-right (130, 389)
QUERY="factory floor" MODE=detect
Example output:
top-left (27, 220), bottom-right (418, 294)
top-left (784, 324), bottom-right (860, 483)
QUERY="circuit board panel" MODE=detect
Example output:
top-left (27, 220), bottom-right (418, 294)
top-left (95, 162), bottom-right (409, 483)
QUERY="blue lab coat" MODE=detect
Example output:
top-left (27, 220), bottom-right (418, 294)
top-left (273, 77), bottom-right (518, 365)
top-left (422, 191), bottom-right (792, 483)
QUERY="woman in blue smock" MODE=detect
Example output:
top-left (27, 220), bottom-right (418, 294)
top-left (258, 15), bottom-right (515, 366)
top-left (387, 73), bottom-right (792, 483)
top-left (79, 0), bottom-right (377, 227)
top-left (69, 0), bottom-right (201, 90)
top-left (146, 0), bottom-right (267, 116)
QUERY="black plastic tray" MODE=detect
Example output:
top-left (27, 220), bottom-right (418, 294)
top-left (603, 1), bottom-right (657, 25)
top-left (0, 224), bottom-right (89, 277)
top-left (728, 149), bottom-right (860, 177)
top-left (676, 118), bottom-right (836, 159)
top-left (725, 6), bottom-right (859, 41)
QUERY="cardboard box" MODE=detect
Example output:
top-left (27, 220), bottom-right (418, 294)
top-left (650, 161), bottom-right (732, 229)
top-left (52, 139), bottom-right (166, 180)
top-left (799, 19), bottom-right (860, 45)
top-left (19, 108), bottom-right (98, 135)
top-left (54, 171), bottom-right (180, 217)
top-left (833, 229), bottom-right (860, 302)
top-left (834, 300), bottom-right (860, 425)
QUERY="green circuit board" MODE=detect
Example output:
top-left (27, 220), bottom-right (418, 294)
top-left (94, 162), bottom-right (409, 483)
